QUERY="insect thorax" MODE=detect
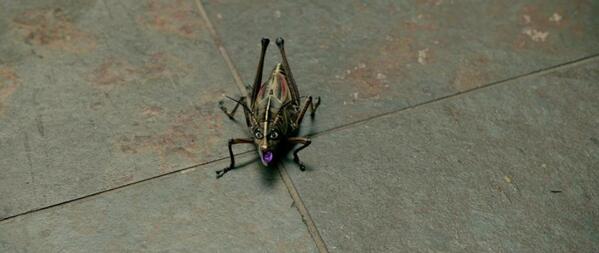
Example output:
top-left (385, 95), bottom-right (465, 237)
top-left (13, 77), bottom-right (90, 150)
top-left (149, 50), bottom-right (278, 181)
top-left (251, 63), bottom-right (299, 136)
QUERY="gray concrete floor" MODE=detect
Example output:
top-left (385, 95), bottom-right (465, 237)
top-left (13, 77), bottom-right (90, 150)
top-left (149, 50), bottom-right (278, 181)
top-left (0, 0), bottom-right (598, 252)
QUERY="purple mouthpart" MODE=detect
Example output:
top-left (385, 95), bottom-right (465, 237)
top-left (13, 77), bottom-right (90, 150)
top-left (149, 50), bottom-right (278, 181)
top-left (263, 151), bottom-right (274, 164)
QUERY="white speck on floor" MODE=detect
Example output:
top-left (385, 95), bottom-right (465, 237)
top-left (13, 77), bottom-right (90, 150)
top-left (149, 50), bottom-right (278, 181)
top-left (522, 28), bottom-right (549, 42)
top-left (549, 13), bottom-right (562, 23)
top-left (418, 48), bottom-right (429, 65)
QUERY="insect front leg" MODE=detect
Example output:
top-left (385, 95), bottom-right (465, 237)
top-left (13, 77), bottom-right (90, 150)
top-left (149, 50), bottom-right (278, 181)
top-left (216, 138), bottom-right (254, 178)
top-left (287, 137), bottom-right (312, 171)
top-left (295, 96), bottom-right (321, 126)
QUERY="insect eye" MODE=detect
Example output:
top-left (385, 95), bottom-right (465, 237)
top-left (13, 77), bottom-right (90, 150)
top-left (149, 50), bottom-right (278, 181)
top-left (254, 130), bottom-right (263, 139)
top-left (269, 131), bottom-right (279, 140)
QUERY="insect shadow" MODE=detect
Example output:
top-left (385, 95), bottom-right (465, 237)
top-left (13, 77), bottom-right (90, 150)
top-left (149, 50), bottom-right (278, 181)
top-left (227, 143), bottom-right (311, 187)
top-left (222, 154), bottom-right (278, 187)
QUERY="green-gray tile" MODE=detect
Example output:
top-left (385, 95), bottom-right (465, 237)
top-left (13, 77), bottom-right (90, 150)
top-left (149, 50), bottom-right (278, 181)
top-left (0, 0), bottom-right (245, 219)
top-left (0, 154), bottom-right (316, 253)
top-left (285, 59), bottom-right (599, 252)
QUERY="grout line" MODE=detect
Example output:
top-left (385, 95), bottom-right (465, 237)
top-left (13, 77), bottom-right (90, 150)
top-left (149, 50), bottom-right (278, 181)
top-left (193, 1), bottom-right (329, 251)
top-left (307, 53), bottom-right (599, 139)
top-left (194, 0), bottom-right (247, 96)
top-left (0, 150), bottom-right (254, 223)
top-left (279, 164), bottom-right (330, 253)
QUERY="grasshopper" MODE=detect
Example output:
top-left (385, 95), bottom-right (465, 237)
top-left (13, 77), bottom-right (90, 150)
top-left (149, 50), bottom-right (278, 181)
top-left (216, 37), bottom-right (320, 178)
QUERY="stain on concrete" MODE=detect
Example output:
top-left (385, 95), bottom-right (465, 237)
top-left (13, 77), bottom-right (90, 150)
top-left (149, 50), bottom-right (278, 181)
top-left (12, 8), bottom-right (96, 53)
top-left (511, 4), bottom-right (586, 50)
top-left (142, 106), bottom-right (163, 118)
top-left (518, 5), bottom-right (553, 43)
top-left (137, 0), bottom-right (205, 39)
top-left (485, 1), bottom-right (593, 53)
top-left (402, 15), bottom-right (438, 33)
top-left (118, 105), bottom-right (224, 172)
top-left (453, 56), bottom-right (490, 92)
top-left (89, 52), bottom-right (191, 89)
top-left (335, 37), bottom-right (414, 100)
top-left (416, 0), bottom-right (444, 6)
top-left (275, 233), bottom-right (314, 253)
top-left (444, 104), bottom-right (462, 123)
top-left (90, 57), bottom-right (137, 86)
top-left (117, 174), bottom-right (135, 185)
top-left (333, 6), bottom-right (447, 101)
top-left (344, 64), bottom-right (390, 100)
top-left (0, 66), bottom-right (21, 116)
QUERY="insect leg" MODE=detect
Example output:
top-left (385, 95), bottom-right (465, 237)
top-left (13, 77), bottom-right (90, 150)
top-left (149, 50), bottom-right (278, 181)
top-left (216, 138), bottom-right (254, 178)
top-left (250, 38), bottom-right (270, 102)
top-left (295, 96), bottom-right (321, 126)
top-left (218, 96), bottom-right (246, 120)
top-left (297, 95), bottom-right (321, 116)
top-left (310, 96), bottom-right (321, 117)
top-left (275, 37), bottom-right (300, 100)
top-left (287, 137), bottom-right (312, 171)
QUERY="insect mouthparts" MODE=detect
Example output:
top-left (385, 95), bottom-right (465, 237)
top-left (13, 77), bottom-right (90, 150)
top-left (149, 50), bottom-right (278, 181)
top-left (262, 151), bottom-right (274, 164)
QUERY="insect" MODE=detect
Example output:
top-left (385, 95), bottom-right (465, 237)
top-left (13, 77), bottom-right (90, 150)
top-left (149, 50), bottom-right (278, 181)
top-left (216, 37), bottom-right (320, 178)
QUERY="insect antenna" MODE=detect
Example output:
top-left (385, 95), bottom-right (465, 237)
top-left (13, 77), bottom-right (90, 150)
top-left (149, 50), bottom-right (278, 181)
top-left (224, 95), bottom-right (259, 126)
top-left (224, 95), bottom-right (253, 114)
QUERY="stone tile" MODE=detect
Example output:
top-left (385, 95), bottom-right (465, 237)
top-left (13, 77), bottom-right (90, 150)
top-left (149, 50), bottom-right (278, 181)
top-left (0, 0), bottom-right (246, 219)
top-left (0, 154), bottom-right (317, 253)
top-left (203, 0), bottom-right (599, 135)
top-left (284, 59), bottom-right (599, 252)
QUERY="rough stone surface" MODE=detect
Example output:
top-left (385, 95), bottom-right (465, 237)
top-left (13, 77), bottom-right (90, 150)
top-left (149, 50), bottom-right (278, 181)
top-left (0, 154), bottom-right (317, 253)
top-left (285, 60), bottom-right (599, 252)
top-left (203, 0), bottom-right (599, 135)
top-left (1, 0), bottom-right (598, 252)
top-left (0, 0), bottom-right (246, 219)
